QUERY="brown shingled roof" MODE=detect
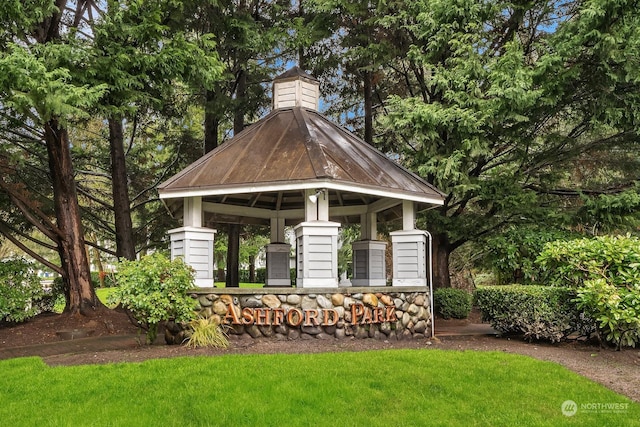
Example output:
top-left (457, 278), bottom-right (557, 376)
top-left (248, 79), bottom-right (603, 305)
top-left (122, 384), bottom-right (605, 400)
top-left (158, 106), bottom-right (444, 226)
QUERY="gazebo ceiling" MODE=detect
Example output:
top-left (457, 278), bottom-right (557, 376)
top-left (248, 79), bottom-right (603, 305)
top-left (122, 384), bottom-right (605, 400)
top-left (158, 70), bottom-right (444, 227)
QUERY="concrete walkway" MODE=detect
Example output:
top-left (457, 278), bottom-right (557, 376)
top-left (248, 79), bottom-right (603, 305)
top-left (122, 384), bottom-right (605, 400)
top-left (434, 322), bottom-right (498, 337)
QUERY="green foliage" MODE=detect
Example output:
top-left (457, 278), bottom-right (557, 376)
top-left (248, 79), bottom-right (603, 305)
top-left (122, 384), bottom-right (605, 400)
top-left (109, 253), bottom-right (197, 344)
top-left (0, 43), bottom-right (107, 123)
top-left (40, 277), bottom-right (65, 313)
top-left (375, 0), bottom-right (640, 288)
top-left (484, 226), bottom-right (576, 284)
top-left (89, 271), bottom-right (117, 288)
top-left (538, 235), bottom-right (640, 348)
top-left (537, 235), bottom-right (640, 288)
top-left (238, 268), bottom-right (265, 284)
top-left (434, 288), bottom-right (472, 319)
top-left (0, 259), bottom-right (43, 322)
top-left (184, 316), bottom-right (229, 349)
top-left (576, 278), bottom-right (640, 350)
top-left (577, 187), bottom-right (640, 234)
top-left (474, 285), bottom-right (592, 342)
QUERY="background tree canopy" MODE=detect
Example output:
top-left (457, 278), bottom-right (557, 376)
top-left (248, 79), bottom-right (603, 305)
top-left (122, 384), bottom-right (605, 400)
top-left (1, 0), bottom-right (639, 298)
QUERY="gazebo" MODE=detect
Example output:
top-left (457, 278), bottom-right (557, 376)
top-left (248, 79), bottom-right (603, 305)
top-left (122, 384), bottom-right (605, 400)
top-left (158, 67), bottom-right (444, 289)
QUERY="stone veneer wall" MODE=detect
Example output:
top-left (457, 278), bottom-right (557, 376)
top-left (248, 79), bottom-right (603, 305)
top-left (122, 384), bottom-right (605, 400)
top-left (166, 287), bottom-right (431, 343)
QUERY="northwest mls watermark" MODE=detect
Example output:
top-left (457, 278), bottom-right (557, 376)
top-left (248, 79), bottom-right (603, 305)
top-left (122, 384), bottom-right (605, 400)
top-left (561, 400), bottom-right (630, 417)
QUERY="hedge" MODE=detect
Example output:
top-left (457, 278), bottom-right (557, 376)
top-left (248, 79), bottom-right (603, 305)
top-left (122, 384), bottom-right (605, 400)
top-left (474, 285), bottom-right (594, 343)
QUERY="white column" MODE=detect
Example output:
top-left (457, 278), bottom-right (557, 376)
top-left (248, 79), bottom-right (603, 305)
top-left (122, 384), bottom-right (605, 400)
top-left (183, 196), bottom-right (203, 227)
top-left (402, 200), bottom-right (415, 231)
top-left (304, 188), bottom-right (329, 221)
top-left (317, 190), bottom-right (329, 221)
top-left (294, 220), bottom-right (340, 288)
top-left (390, 230), bottom-right (428, 287)
top-left (352, 240), bottom-right (387, 287)
top-left (360, 212), bottom-right (377, 240)
top-left (169, 226), bottom-right (216, 288)
top-left (351, 212), bottom-right (385, 286)
top-left (304, 189), bottom-right (318, 221)
top-left (266, 216), bottom-right (291, 287)
top-left (270, 217), bottom-right (286, 243)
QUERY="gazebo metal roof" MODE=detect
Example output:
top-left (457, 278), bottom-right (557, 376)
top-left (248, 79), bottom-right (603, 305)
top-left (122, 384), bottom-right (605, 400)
top-left (158, 70), bottom-right (444, 226)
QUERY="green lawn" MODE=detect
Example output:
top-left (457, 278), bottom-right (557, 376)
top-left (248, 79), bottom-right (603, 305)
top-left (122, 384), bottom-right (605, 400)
top-left (0, 350), bottom-right (637, 426)
top-left (214, 282), bottom-right (264, 288)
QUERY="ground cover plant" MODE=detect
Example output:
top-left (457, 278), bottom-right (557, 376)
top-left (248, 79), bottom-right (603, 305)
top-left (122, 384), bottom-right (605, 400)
top-left (1, 350), bottom-right (638, 426)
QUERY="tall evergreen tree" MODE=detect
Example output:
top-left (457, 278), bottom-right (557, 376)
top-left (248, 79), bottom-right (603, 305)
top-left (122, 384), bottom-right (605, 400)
top-left (0, 0), bottom-right (223, 312)
top-left (376, 0), bottom-right (640, 287)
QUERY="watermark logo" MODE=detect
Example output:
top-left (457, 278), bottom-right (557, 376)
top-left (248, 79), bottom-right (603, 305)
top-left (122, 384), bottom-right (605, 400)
top-left (561, 399), bottom-right (630, 417)
top-left (561, 400), bottom-right (577, 417)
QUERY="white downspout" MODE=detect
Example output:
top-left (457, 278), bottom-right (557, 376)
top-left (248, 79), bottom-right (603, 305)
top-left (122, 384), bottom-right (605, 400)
top-left (425, 230), bottom-right (435, 338)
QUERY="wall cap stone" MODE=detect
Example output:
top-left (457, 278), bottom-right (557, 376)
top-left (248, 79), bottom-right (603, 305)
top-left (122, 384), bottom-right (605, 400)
top-left (190, 286), bottom-right (429, 295)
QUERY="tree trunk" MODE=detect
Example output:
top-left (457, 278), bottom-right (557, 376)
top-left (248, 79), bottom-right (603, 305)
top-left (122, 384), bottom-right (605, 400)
top-left (363, 70), bottom-right (373, 145)
top-left (431, 232), bottom-right (452, 289)
top-left (108, 117), bottom-right (136, 260)
top-left (204, 89), bottom-right (219, 153)
top-left (226, 223), bottom-right (240, 287)
top-left (249, 254), bottom-right (256, 283)
top-left (45, 119), bottom-right (101, 314)
top-left (224, 68), bottom-right (247, 288)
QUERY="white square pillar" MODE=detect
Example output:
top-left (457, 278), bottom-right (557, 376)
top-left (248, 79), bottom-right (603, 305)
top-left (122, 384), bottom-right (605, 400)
top-left (390, 229), bottom-right (427, 287)
top-left (294, 221), bottom-right (340, 288)
top-left (351, 240), bottom-right (387, 286)
top-left (265, 243), bottom-right (291, 287)
top-left (169, 226), bottom-right (216, 287)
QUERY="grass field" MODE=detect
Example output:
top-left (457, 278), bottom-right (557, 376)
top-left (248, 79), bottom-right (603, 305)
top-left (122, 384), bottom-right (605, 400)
top-left (0, 350), bottom-right (637, 426)
top-left (214, 282), bottom-right (264, 288)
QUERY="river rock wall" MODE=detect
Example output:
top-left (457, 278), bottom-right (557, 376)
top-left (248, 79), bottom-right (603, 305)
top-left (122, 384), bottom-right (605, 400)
top-left (166, 287), bottom-right (431, 343)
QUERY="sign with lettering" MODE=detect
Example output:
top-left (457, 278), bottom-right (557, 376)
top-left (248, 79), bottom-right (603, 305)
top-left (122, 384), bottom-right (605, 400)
top-left (223, 304), bottom-right (397, 327)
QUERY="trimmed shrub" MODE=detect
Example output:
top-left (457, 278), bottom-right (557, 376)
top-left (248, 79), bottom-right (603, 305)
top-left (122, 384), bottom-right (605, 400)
top-left (434, 288), bottom-right (472, 319)
top-left (474, 285), bottom-right (593, 343)
top-left (0, 259), bottom-right (43, 323)
top-left (537, 235), bottom-right (640, 349)
top-left (108, 253), bottom-right (197, 344)
top-left (238, 268), bottom-right (266, 283)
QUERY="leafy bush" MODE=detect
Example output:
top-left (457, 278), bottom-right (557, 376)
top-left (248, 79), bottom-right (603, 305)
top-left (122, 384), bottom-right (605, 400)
top-left (90, 271), bottom-right (117, 288)
top-left (474, 286), bottom-right (592, 343)
top-left (38, 277), bottom-right (65, 313)
top-left (575, 279), bottom-right (640, 349)
top-left (0, 259), bottom-right (44, 323)
top-left (434, 288), bottom-right (472, 319)
top-left (537, 235), bottom-right (640, 349)
top-left (537, 234), bottom-right (640, 288)
top-left (108, 253), bottom-right (197, 344)
top-left (238, 268), bottom-right (266, 283)
top-left (184, 316), bottom-right (229, 349)
top-left (484, 226), bottom-right (575, 284)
